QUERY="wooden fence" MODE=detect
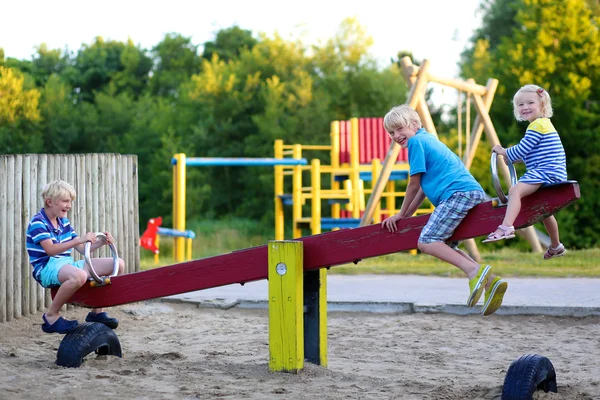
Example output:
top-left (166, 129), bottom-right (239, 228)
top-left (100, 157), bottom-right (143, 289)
top-left (0, 154), bottom-right (140, 323)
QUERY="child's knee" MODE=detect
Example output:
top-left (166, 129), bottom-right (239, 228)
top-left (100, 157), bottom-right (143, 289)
top-left (417, 241), bottom-right (430, 253)
top-left (507, 185), bottom-right (520, 197)
top-left (70, 269), bottom-right (88, 286)
top-left (118, 258), bottom-right (125, 275)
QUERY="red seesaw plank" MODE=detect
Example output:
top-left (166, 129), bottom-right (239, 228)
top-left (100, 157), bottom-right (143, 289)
top-left (61, 182), bottom-right (580, 308)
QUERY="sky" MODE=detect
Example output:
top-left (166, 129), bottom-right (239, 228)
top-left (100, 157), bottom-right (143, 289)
top-left (1, 0), bottom-right (483, 105)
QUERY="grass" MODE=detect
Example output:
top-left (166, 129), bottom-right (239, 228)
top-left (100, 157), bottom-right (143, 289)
top-left (140, 218), bottom-right (600, 278)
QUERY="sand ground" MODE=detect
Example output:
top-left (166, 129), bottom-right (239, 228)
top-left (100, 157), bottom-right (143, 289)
top-left (0, 301), bottom-right (598, 400)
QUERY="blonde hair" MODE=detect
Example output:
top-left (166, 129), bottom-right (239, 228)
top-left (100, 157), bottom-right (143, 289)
top-left (41, 180), bottom-right (76, 207)
top-left (383, 105), bottom-right (422, 133)
top-left (512, 84), bottom-right (553, 121)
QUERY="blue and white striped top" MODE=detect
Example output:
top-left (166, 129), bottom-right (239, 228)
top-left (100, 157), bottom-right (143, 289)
top-left (26, 208), bottom-right (78, 284)
top-left (506, 118), bottom-right (567, 185)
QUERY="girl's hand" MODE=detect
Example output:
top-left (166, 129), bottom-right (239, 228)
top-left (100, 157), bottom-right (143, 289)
top-left (382, 214), bottom-right (403, 233)
top-left (492, 144), bottom-right (506, 155)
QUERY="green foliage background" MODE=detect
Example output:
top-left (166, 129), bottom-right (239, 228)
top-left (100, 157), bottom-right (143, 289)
top-left (1, 1), bottom-right (598, 250)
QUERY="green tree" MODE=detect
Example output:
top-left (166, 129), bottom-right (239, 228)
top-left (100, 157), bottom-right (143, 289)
top-left (0, 66), bottom-right (43, 153)
top-left (202, 25), bottom-right (257, 62)
top-left (150, 33), bottom-right (201, 97)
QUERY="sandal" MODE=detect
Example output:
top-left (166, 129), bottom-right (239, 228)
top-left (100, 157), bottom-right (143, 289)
top-left (482, 225), bottom-right (516, 243)
top-left (85, 312), bottom-right (119, 329)
top-left (544, 243), bottom-right (566, 260)
top-left (41, 314), bottom-right (79, 334)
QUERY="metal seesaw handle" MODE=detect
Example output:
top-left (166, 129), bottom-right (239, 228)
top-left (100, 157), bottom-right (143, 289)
top-left (490, 152), bottom-right (518, 205)
top-left (85, 232), bottom-right (119, 286)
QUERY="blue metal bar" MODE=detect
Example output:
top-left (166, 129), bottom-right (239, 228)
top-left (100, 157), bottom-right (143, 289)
top-left (171, 157), bottom-right (307, 166)
top-left (157, 227), bottom-right (196, 239)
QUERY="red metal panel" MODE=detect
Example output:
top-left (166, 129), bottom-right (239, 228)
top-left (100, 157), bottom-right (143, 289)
top-left (369, 118), bottom-right (383, 162)
top-left (62, 182), bottom-right (580, 308)
top-left (358, 118), bottom-right (368, 163)
top-left (339, 120), bottom-right (350, 164)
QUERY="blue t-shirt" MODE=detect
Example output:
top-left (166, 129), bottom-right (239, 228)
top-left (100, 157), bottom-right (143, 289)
top-left (26, 208), bottom-right (78, 284)
top-left (408, 129), bottom-right (484, 206)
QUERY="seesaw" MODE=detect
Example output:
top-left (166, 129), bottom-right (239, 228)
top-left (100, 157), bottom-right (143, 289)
top-left (62, 181), bottom-right (580, 308)
top-left (51, 181), bottom-right (579, 373)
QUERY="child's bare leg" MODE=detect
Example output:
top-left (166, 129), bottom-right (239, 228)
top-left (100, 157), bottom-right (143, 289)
top-left (491, 182), bottom-right (541, 237)
top-left (418, 242), bottom-right (481, 278)
top-left (46, 266), bottom-right (88, 324)
top-left (454, 247), bottom-right (497, 287)
top-left (84, 257), bottom-right (125, 314)
top-left (542, 215), bottom-right (561, 248)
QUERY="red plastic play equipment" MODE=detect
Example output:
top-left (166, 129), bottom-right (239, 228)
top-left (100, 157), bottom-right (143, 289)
top-left (139, 217), bottom-right (162, 254)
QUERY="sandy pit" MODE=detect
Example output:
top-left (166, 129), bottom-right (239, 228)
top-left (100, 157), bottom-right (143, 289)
top-left (0, 301), bottom-right (598, 399)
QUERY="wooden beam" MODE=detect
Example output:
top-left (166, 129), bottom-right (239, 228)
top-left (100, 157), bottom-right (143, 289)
top-left (463, 78), bottom-right (498, 169)
top-left (402, 64), bottom-right (487, 96)
top-left (61, 182), bottom-right (580, 308)
top-left (399, 57), bottom-right (437, 137)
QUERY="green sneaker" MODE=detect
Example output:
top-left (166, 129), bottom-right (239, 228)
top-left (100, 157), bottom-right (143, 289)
top-left (467, 265), bottom-right (491, 307)
top-left (482, 277), bottom-right (508, 316)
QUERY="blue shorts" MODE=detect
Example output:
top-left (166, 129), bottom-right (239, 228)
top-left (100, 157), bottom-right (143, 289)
top-left (40, 257), bottom-right (86, 288)
top-left (419, 190), bottom-right (487, 245)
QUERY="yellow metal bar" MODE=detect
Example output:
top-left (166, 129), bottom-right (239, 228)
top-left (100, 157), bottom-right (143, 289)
top-left (349, 118), bottom-right (361, 219)
top-left (268, 240), bottom-right (304, 373)
top-left (292, 145), bottom-right (303, 238)
top-left (174, 153), bottom-right (187, 262)
top-left (385, 180), bottom-right (395, 220)
top-left (154, 235), bottom-right (160, 265)
top-left (311, 159), bottom-right (321, 236)
top-left (330, 121), bottom-right (340, 219)
top-left (274, 139), bottom-right (285, 240)
top-left (318, 267), bottom-right (328, 366)
top-left (282, 145), bottom-right (331, 151)
top-left (298, 145), bottom-right (332, 150)
top-left (172, 156), bottom-right (177, 258)
top-left (186, 238), bottom-right (193, 261)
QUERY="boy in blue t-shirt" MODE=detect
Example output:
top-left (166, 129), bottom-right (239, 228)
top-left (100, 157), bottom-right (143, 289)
top-left (26, 180), bottom-right (125, 334)
top-left (381, 105), bottom-right (508, 316)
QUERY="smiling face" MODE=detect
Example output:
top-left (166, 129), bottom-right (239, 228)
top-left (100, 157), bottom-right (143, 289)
top-left (388, 125), bottom-right (419, 149)
top-left (45, 195), bottom-right (73, 221)
top-left (514, 92), bottom-right (543, 123)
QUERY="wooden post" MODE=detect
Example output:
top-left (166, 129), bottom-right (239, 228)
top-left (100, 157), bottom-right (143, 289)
top-left (268, 240), bottom-right (304, 373)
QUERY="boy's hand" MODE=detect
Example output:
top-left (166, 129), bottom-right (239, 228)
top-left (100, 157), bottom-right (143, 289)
top-left (382, 214), bottom-right (403, 233)
top-left (103, 232), bottom-right (115, 244)
top-left (79, 232), bottom-right (97, 245)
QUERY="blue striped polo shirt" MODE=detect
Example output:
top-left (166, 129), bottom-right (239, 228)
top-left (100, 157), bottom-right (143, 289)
top-left (506, 118), bottom-right (567, 183)
top-left (26, 208), bottom-right (78, 284)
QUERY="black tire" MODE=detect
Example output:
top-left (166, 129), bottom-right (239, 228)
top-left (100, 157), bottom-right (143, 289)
top-left (56, 322), bottom-right (122, 368)
top-left (502, 354), bottom-right (558, 400)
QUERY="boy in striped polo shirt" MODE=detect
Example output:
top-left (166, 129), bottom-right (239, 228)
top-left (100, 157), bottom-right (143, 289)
top-left (26, 180), bottom-right (125, 334)
top-left (483, 85), bottom-right (568, 260)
